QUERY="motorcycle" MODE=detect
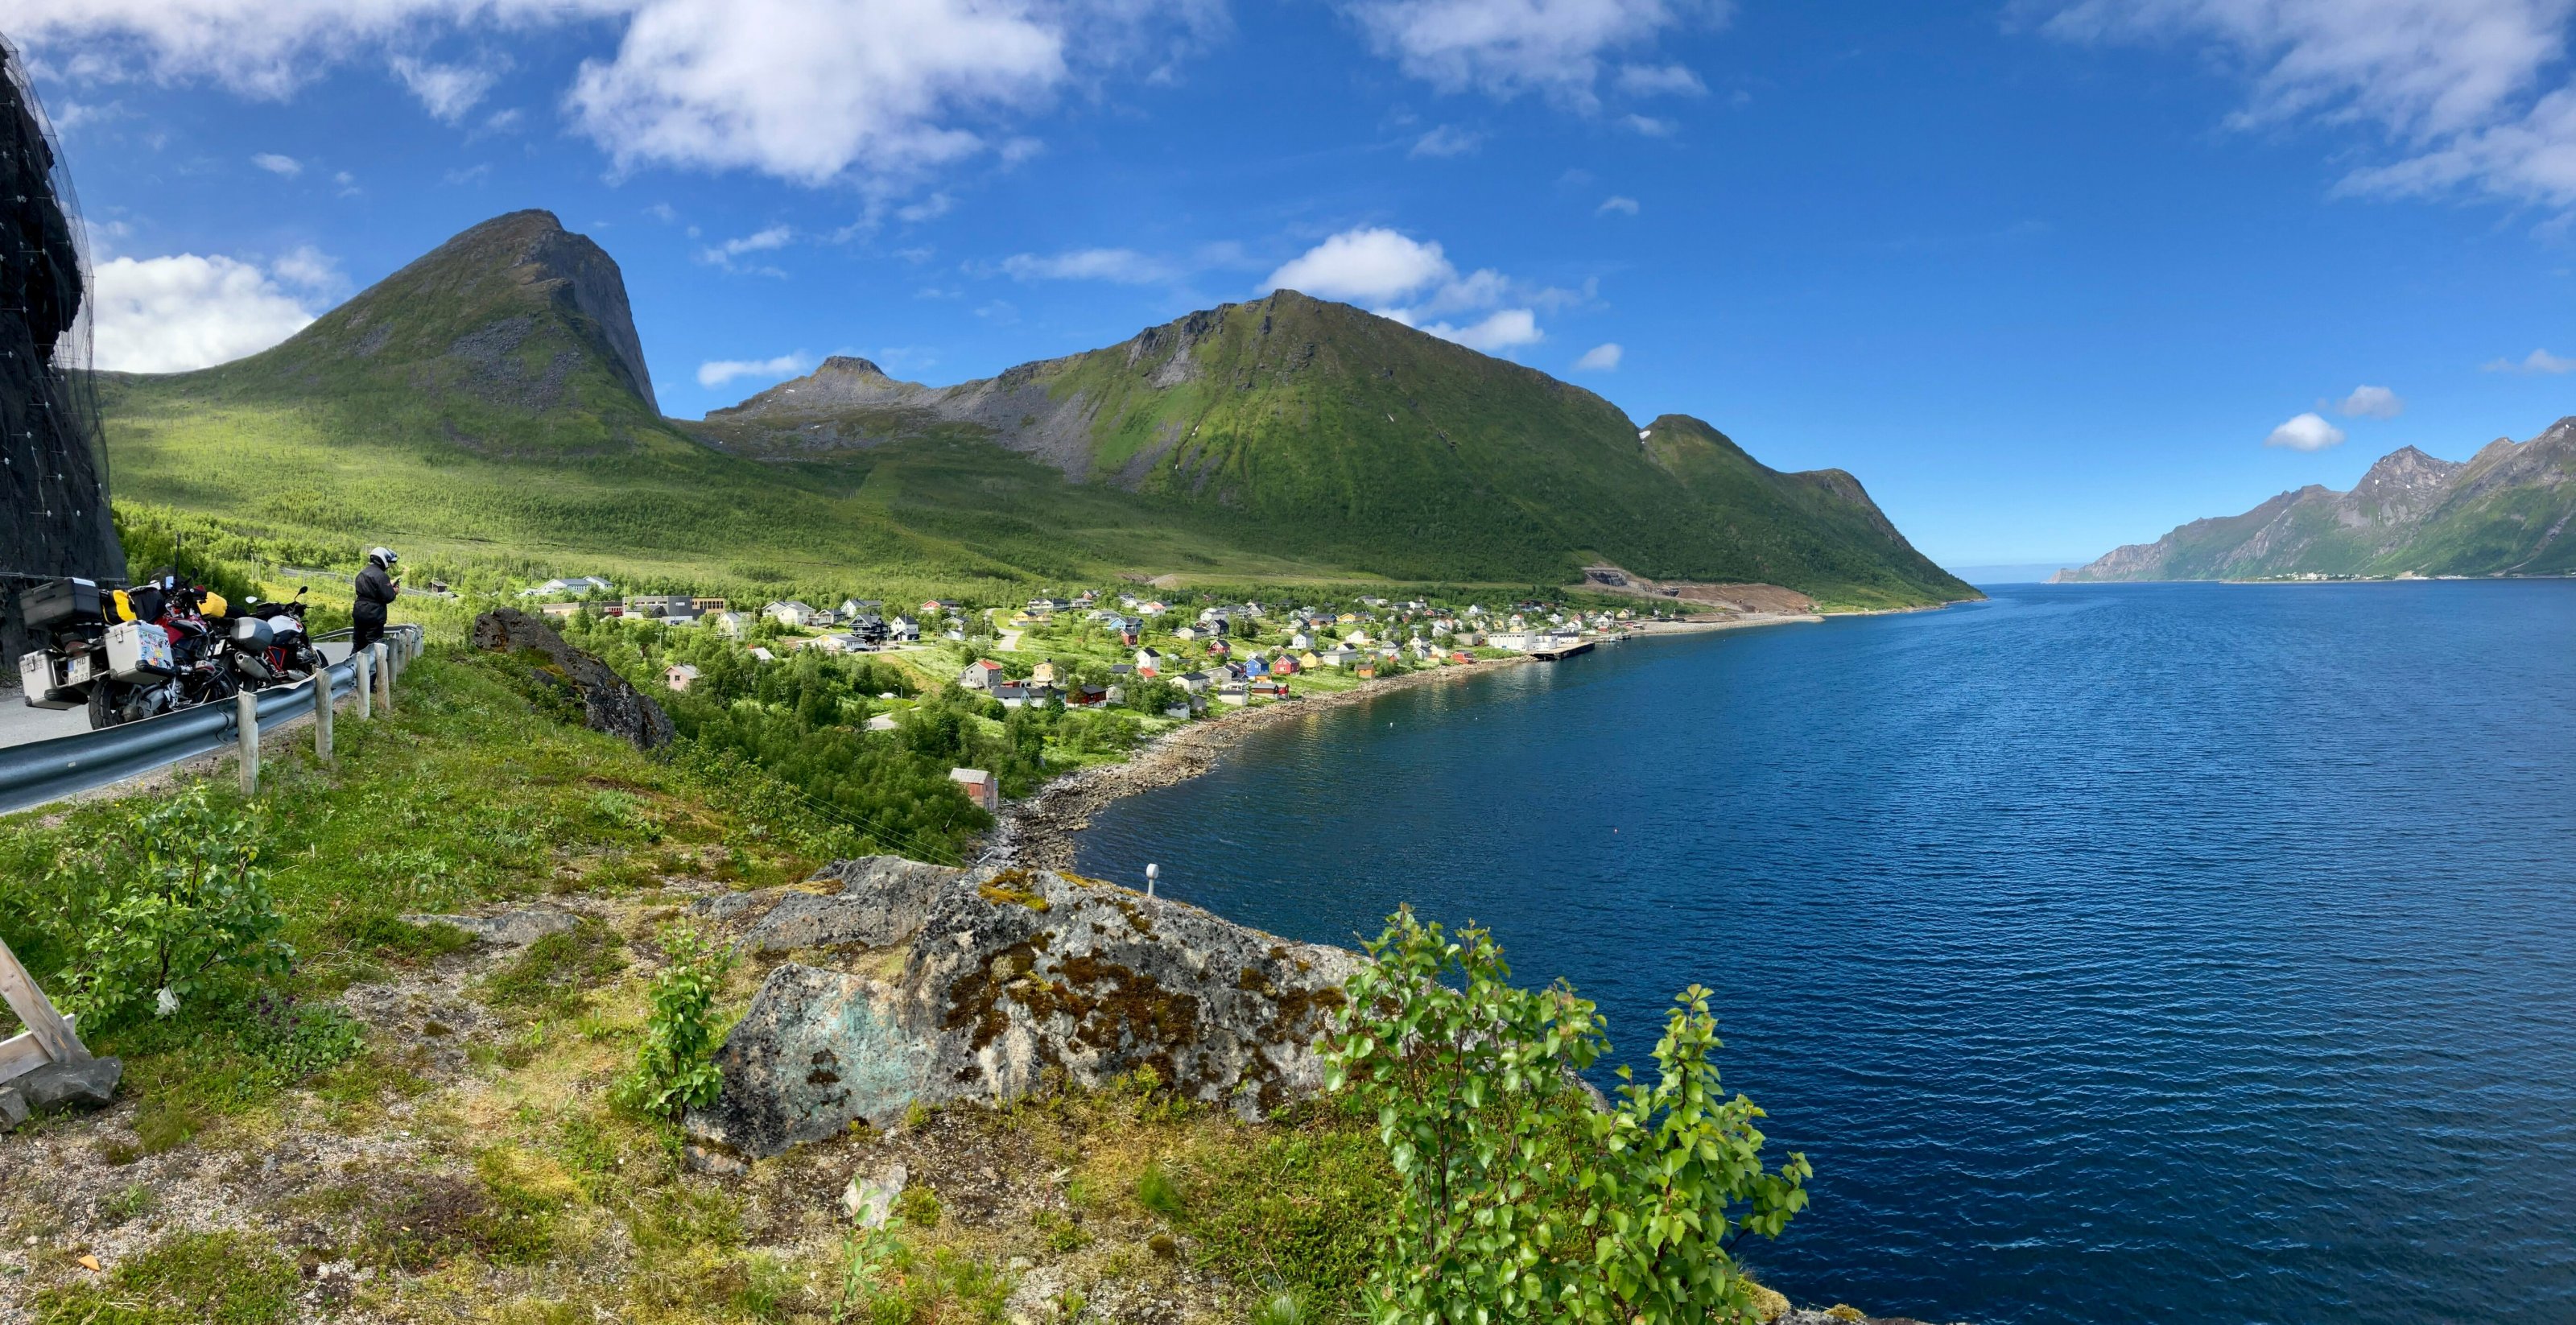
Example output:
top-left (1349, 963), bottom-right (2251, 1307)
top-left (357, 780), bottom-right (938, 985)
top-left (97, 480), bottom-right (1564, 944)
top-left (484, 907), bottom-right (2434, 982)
top-left (226, 587), bottom-right (324, 690)
top-left (15, 576), bottom-right (321, 729)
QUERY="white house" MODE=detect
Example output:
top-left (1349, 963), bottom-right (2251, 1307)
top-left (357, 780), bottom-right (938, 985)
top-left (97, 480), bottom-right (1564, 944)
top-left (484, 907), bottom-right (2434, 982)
top-left (664, 664), bottom-right (700, 691)
top-left (1134, 646), bottom-right (1163, 674)
top-left (960, 659), bottom-right (1005, 690)
top-left (520, 576), bottom-right (614, 598)
top-left (766, 601), bottom-right (819, 628)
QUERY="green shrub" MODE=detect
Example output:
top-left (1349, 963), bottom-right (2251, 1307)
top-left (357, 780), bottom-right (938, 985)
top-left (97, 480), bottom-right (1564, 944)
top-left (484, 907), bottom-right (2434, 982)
top-left (43, 784), bottom-right (291, 1029)
top-left (617, 923), bottom-right (734, 1119)
top-left (1327, 910), bottom-right (1811, 1325)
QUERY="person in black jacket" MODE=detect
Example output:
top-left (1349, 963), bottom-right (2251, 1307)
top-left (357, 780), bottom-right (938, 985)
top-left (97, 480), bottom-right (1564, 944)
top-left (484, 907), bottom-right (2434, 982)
top-left (353, 547), bottom-right (399, 654)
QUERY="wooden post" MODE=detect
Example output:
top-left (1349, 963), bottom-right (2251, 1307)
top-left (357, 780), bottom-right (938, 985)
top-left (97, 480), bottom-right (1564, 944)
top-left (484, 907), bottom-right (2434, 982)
top-left (353, 647), bottom-right (372, 721)
top-left (312, 667), bottom-right (334, 766)
top-left (372, 642), bottom-right (393, 716)
top-left (236, 688), bottom-right (260, 795)
top-left (0, 933), bottom-right (88, 1071)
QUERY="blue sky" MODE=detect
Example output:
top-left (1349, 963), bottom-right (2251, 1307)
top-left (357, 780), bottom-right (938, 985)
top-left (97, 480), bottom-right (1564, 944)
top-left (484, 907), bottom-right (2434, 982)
top-left (20, 0), bottom-right (2576, 568)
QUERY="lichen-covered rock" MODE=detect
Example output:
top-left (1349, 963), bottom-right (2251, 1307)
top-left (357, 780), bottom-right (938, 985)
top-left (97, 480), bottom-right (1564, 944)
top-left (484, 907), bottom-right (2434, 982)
top-left (470, 608), bottom-right (673, 749)
top-left (693, 857), bottom-right (960, 954)
top-left (689, 964), bottom-right (931, 1160)
top-left (899, 865), bottom-right (1359, 1117)
top-left (403, 905), bottom-right (580, 948)
top-left (686, 859), bottom-right (1359, 1160)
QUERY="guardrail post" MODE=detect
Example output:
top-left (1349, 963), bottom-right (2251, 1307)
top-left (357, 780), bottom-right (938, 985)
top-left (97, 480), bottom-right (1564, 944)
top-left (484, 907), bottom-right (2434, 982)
top-left (235, 689), bottom-right (260, 795)
top-left (353, 648), bottom-right (373, 721)
top-left (312, 669), bottom-right (334, 766)
top-left (372, 643), bottom-right (394, 716)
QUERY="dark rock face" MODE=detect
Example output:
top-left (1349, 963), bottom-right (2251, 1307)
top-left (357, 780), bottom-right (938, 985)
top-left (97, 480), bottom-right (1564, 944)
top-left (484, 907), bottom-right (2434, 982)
top-left (0, 1083), bottom-right (27, 1131)
top-left (686, 859), bottom-right (1359, 1159)
top-left (14, 1055), bottom-right (122, 1112)
top-left (0, 47), bottom-right (125, 673)
top-left (471, 609), bottom-right (674, 749)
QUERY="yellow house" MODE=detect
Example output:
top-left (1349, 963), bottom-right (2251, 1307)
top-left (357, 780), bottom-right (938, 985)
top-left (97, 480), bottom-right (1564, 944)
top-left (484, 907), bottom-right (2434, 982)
top-left (1299, 650), bottom-right (1323, 671)
top-left (1031, 659), bottom-right (1059, 686)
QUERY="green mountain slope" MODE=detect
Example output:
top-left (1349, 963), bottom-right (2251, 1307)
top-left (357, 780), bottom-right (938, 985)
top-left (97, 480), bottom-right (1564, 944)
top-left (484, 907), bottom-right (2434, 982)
top-left (97, 210), bottom-right (1972, 606)
top-left (696, 291), bottom-right (1974, 605)
top-left (2056, 424), bottom-right (2576, 580)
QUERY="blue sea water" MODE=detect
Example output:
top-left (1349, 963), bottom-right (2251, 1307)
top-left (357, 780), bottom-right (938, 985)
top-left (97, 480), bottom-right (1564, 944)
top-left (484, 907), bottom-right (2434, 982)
top-left (1073, 581), bottom-right (2576, 1325)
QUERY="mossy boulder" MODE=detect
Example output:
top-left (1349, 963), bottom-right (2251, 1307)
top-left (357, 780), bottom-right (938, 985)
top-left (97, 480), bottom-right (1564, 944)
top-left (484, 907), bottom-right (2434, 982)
top-left (685, 858), bottom-right (1358, 1160)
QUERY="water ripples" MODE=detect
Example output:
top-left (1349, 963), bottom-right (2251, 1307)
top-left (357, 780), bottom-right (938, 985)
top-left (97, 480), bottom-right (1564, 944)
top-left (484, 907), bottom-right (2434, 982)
top-left (1076, 582), bottom-right (2576, 1324)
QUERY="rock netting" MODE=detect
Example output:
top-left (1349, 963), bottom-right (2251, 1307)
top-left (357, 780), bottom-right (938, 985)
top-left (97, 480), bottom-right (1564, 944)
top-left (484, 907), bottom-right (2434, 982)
top-left (471, 608), bottom-right (675, 749)
top-left (684, 859), bottom-right (1359, 1161)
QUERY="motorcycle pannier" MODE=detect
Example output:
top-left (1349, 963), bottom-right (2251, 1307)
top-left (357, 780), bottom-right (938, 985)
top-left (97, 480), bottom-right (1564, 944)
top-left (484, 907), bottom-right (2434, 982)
top-left (230, 615), bottom-right (275, 650)
top-left (19, 577), bottom-right (104, 630)
top-left (105, 621), bottom-right (178, 679)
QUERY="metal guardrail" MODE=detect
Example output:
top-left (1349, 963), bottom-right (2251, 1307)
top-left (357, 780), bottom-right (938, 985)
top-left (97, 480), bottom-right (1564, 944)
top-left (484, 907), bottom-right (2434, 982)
top-left (0, 625), bottom-right (423, 816)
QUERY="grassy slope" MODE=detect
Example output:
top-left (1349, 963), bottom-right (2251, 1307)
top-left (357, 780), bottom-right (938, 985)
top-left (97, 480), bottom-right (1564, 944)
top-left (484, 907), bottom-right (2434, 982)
top-left (704, 292), bottom-right (1978, 609)
top-left (0, 652), bottom-right (1393, 1324)
top-left (96, 211), bottom-right (1971, 609)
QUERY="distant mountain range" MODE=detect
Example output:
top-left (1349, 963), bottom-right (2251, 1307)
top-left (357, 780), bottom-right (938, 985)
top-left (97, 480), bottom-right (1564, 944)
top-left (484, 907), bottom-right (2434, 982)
top-left (98, 210), bottom-right (1975, 606)
top-left (2055, 421), bottom-right (2576, 582)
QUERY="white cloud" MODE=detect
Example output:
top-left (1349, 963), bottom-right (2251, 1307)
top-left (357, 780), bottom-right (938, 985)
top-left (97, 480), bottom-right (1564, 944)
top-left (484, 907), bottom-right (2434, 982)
top-left (52, 99), bottom-right (129, 132)
top-left (697, 351), bottom-right (811, 389)
top-left (1410, 124), bottom-right (1484, 156)
top-left (1575, 341), bottom-right (1621, 369)
top-left (1614, 61), bottom-right (1703, 96)
top-left (1418, 308), bottom-right (1543, 351)
top-left (1620, 112), bottom-right (1674, 135)
top-left (2333, 384), bottom-right (2404, 418)
top-left (1596, 193), bottom-right (1640, 214)
top-left (896, 192), bottom-right (956, 223)
top-left (390, 54), bottom-right (501, 122)
top-left (1264, 227), bottom-right (1457, 302)
top-left (2264, 411), bottom-right (2347, 451)
top-left (1261, 225), bottom-right (1583, 357)
top-left (700, 225), bottom-right (793, 271)
top-left (1001, 248), bottom-right (1173, 283)
top-left (270, 243), bottom-right (348, 298)
top-left (89, 252), bottom-right (321, 372)
top-left (1341, 0), bottom-right (1730, 105)
top-left (251, 151), bottom-right (302, 175)
top-left (6, 0), bottom-right (618, 97)
top-left (2033, 0), bottom-right (2576, 208)
top-left (566, 0), bottom-right (1217, 185)
top-left (15, 0), bottom-right (1217, 187)
top-left (2483, 346), bottom-right (2576, 372)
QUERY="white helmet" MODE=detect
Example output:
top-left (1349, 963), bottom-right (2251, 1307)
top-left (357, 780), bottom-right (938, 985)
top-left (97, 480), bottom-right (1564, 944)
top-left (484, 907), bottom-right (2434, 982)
top-left (368, 547), bottom-right (398, 568)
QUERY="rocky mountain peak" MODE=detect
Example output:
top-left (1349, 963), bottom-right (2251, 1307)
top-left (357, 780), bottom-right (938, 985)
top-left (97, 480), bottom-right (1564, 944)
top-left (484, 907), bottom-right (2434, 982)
top-left (261, 208), bottom-right (661, 415)
top-left (2353, 444), bottom-right (2461, 494)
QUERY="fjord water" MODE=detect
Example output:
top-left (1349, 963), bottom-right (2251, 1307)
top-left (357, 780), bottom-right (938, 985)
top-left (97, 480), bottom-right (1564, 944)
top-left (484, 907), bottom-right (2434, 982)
top-left (1075, 582), bottom-right (2576, 1324)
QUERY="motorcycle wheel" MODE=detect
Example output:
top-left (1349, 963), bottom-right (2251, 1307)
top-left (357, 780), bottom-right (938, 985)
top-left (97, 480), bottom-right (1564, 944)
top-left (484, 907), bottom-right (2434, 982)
top-left (87, 683), bottom-right (123, 729)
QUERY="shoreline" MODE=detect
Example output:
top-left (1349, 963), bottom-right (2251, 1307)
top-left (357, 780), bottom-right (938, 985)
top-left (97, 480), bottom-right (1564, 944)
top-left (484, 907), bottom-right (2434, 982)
top-left (982, 611), bottom-right (1823, 873)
